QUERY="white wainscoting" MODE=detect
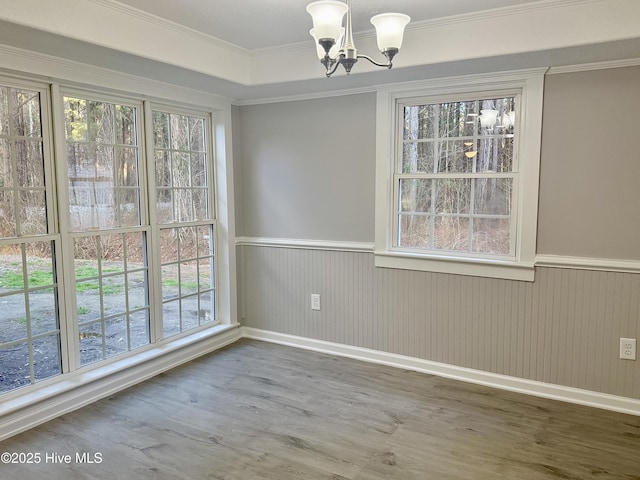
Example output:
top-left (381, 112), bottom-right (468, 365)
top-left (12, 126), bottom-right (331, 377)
top-left (237, 240), bottom-right (640, 407)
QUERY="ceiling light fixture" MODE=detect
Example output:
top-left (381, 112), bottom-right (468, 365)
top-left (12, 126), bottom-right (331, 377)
top-left (307, 0), bottom-right (410, 77)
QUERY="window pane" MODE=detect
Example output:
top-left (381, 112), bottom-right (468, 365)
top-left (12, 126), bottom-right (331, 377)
top-left (193, 189), bottom-right (208, 220)
top-left (74, 232), bottom-right (149, 367)
top-left (162, 265), bottom-right (179, 301)
top-left (474, 178), bottom-right (512, 216)
top-left (174, 189), bottom-right (193, 223)
top-left (155, 151), bottom-right (170, 187)
top-left (198, 257), bottom-right (213, 292)
top-left (400, 179), bottom-right (432, 213)
top-left (163, 301), bottom-right (180, 337)
top-left (156, 189), bottom-right (173, 223)
top-left (197, 225), bottom-right (213, 257)
top-left (117, 147), bottom-right (138, 187)
top-left (478, 97), bottom-right (516, 135)
top-left (33, 334), bottom-right (62, 382)
top-left (477, 137), bottom-right (514, 173)
top-left (0, 293), bottom-right (28, 343)
top-left (64, 97), bottom-right (87, 141)
top-left (18, 190), bottom-right (47, 236)
top-left (0, 87), bottom-right (8, 136)
top-left (402, 142), bottom-right (434, 173)
top-left (170, 114), bottom-right (189, 151)
top-left (178, 226), bottom-right (197, 259)
top-left (152, 111), bottom-right (169, 148)
top-left (189, 117), bottom-right (205, 152)
top-left (79, 322), bottom-right (103, 366)
top-left (398, 214), bottom-right (431, 249)
top-left (0, 343), bottom-right (30, 393)
top-left (13, 90), bottom-right (42, 137)
top-left (472, 218), bottom-right (511, 254)
top-left (191, 153), bottom-right (207, 187)
top-left (30, 291), bottom-right (58, 336)
top-left (129, 310), bottom-right (150, 349)
top-left (88, 101), bottom-right (114, 144)
top-left (15, 140), bottom-right (44, 188)
top-left (0, 190), bottom-right (15, 237)
top-left (181, 296), bottom-right (199, 331)
top-left (180, 261), bottom-right (198, 296)
top-left (434, 179), bottom-right (471, 214)
top-left (65, 97), bottom-right (140, 232)
top-left (434, 216), bottom-right (470, 251)
top-left (160, 228), bottom-right (178, 263)
top-left (437, 101), bottom-right (477, 138)
top-left (115, 105), bottom-right (135, 145)
top-left (403, 141), bottom-right (475, 174)
top-left (0, 240), bottom-right (60, 392)
top-left (199, 291), bottom-right (214, 325)
top-left (0, 138), bottom-right (13, 187)
top-left (105, 315), bottom-right (128, 358)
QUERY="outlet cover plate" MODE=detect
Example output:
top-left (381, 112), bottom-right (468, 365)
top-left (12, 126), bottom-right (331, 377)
top-left (311, 294), bottom-right (320, 311)
top-left (620, 338), bottom-right (636, 360)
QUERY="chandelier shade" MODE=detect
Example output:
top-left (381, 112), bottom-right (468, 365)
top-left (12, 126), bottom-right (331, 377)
top-left (306, 0), bottom-right (410, 77)
top-left (306, 1), bottom-right (348, 42)
top-left (370, 13), bottom-right (411, 51)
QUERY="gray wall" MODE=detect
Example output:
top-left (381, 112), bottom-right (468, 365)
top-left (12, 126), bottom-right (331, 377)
top-left (537, 67), bottom-right (640, 259)
top-left (235, 93), bottom-right (375, 241)
top-left (235, 67), bottom-right (640, 399)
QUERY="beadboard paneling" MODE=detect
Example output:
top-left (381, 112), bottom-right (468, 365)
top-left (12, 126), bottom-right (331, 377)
top-left (238, 245), bottom-right (640, 400)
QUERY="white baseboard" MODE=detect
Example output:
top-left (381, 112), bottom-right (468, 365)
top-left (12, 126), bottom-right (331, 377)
top-left (242, 327), bottom-right (640, 417)
top-left (0, 324), bottom-right (242, 442)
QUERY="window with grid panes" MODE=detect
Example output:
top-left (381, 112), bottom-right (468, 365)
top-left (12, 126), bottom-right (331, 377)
top-left (0, 82), bottom-right (62, 393)
top-left (63, 95), bottom-right (151, 366)
top-left (397, 95), bottom-right (517, 256)
top-left (152, 109), bottom-right (216, 337)
top-left (375, 72), bottom-right (544, 281)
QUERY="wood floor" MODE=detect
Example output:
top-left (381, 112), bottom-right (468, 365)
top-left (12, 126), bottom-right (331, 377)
top-left (1, 339), bottom-right (639, 479)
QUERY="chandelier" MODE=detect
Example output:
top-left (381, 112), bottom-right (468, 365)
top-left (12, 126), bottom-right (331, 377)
top-left (306, 0), bottom-right (410, 77)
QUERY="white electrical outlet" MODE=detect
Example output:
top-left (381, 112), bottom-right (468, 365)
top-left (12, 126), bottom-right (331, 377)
top-left (311, 294), bottom-right (320, 311)
top-left (620, 338), bottom-right (636, 360)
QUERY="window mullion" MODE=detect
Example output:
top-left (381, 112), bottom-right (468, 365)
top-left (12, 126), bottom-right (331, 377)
top-left (51, 83), bottom-right (81, 373)
top-left (143, 100), bottom-right (162, 344)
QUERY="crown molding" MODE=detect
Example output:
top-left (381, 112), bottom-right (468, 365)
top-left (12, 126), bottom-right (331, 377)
top-left (234, 85), bottom-right (376, 106)
top-left (406, 0), bottom-right (604, 30)
top-left (0, 44), bottom-right (232, 108)
top-left (87, 0), bottom-right (247, 54)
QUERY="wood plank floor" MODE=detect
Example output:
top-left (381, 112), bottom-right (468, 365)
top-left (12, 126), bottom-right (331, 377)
top-left (1, 339), bottom-right (639, 479)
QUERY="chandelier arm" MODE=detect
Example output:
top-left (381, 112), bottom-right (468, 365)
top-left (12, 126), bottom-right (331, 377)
top-left (357, 54), bottom-right (392, 69)
top-left (325, 57), bottom-right (342, 77)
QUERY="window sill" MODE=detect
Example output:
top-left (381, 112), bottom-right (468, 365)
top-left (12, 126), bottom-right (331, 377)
top-left (374, 251), bottom-right (535, 281)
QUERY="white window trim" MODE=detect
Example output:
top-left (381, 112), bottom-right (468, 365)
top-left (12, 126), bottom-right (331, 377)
top-left (375, 69), bottom-right (547, 281)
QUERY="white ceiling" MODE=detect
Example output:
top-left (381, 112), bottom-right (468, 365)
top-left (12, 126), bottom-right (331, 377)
top-left (114, 0), bottom-right (543, 50)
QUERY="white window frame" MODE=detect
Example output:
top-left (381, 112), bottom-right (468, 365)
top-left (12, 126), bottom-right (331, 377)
top-left (375, 69), bottom-right (546, 281)
top-left (145, 102), bottom-right (219, 338)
